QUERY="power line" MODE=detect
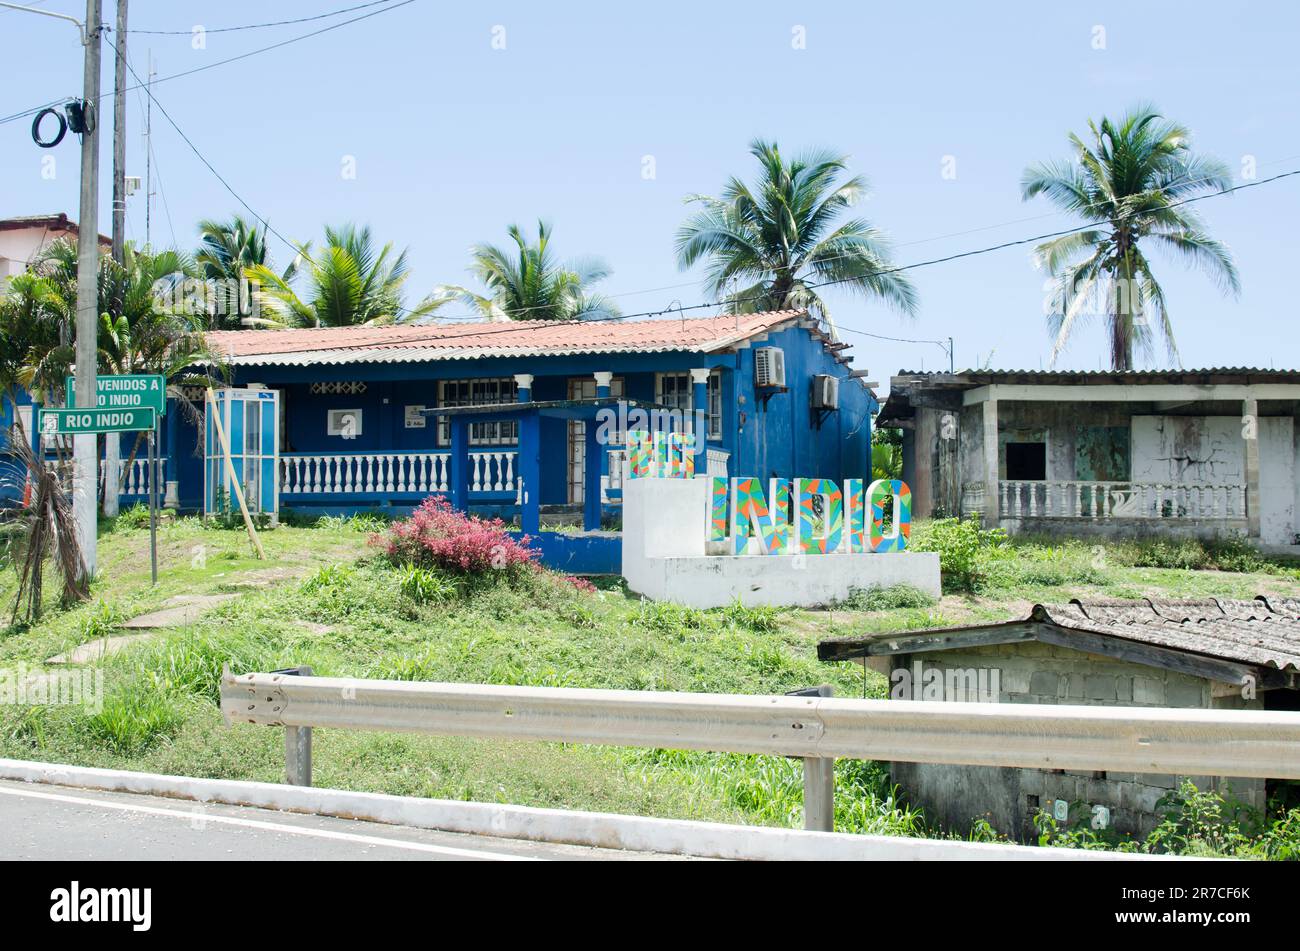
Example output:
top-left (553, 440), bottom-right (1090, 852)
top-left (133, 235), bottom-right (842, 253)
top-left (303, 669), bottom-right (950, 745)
top-left (0, 0), bottom-right (417, 127)
top-left (102, 33), bottom-right (295, 255)
top-left (207, 162), bottom-right (1299, 339)
top-left (128, 1), bottom-right (397, 35)
top-left (419, 153), bottom-right (1300, 324)
top-left (254, 158), bottom-right (1300, 330)
top-left (83, 40), bottom-right (1300, 334)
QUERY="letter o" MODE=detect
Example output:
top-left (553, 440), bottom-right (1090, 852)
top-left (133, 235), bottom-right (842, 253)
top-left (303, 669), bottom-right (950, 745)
top-left (867, 479), bottom-right (912, 552)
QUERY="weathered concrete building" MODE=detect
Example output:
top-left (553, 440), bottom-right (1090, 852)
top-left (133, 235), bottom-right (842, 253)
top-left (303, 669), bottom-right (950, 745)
top-left (879, 369), bottom-right (1300, 546)
top-left (818, 597), bottom-right (1300, 841)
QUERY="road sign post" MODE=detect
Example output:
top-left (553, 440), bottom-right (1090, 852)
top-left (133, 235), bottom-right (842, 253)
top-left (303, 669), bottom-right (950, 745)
top-left (65, 374), bottom-right (166, 416)
top-left (39, 401), bottom-right (161, 584)
top-left (65, 373), bottom-right (167, 523)
top-left (39, 406), bottom-right (157, 436)
top-left (147, 426), bottom-right (158, 585)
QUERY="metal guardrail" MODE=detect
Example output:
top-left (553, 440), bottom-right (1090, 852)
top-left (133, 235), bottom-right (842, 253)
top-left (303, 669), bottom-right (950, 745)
top-left (221, 668), bottom-right (1300, 838)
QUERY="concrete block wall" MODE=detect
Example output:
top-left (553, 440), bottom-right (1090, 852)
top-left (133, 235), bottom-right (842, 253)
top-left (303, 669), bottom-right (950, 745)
top-left (885, 642), bottom-right (1265, 842)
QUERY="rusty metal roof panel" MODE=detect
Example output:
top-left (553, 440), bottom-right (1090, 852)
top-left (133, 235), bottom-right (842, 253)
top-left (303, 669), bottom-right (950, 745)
top-left (206, 311), bottom-right (809, 366)
top-left (1038, 598), bottom-right (1300, 671)
top-left (818, 596), bottom-right (1300, 672)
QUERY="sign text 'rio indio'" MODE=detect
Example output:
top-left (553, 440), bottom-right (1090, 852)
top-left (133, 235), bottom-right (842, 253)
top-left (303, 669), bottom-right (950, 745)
top-left (624, 430), bottom-right (911, 556)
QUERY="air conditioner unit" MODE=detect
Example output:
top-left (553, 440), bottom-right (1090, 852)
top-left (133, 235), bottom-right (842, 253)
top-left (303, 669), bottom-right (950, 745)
top-left (811, 374), bottom-right (839, 409)
top-left (754, 347), bottom-right (786, 388)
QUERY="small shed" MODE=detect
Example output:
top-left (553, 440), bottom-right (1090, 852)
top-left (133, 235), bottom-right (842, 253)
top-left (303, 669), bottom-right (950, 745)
top-left (818, 596), bottom-right (1300, 840)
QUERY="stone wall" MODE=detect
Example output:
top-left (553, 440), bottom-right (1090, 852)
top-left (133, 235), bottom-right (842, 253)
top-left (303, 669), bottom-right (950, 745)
top-left (882, 641), bottom-right (1266, 841)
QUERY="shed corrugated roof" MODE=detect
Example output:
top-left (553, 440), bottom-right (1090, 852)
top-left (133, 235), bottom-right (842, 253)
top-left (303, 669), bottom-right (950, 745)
top-left (817, 596), bottom-right (1300, 673)
top-left (1040, 597), bottom-right (1300, 672)
top-left (205, 311), bottom-right (808, 366)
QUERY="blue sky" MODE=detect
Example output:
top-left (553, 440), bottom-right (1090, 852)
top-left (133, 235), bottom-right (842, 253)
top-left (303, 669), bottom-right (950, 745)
top-left (2, 1), bottom-right (1296, 383)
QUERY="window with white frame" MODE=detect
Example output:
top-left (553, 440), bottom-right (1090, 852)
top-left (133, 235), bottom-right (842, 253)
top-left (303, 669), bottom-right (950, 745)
top-left (436, 378), bottom-right (518, 446)
top-left (706, 371), bottom-right (722, 440)
top-left (655, 371), bottom-right (722, 440)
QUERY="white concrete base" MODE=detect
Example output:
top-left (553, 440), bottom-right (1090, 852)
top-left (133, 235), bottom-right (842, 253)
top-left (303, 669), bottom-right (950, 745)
top-left (620, 476), bottom-right (941, 608)
top-left (624, 550), bottom-right (941, 608)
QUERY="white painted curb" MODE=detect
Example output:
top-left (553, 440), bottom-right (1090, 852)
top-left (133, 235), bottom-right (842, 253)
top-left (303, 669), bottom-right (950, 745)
top-left (0, 758), bottom-right (1169, 861)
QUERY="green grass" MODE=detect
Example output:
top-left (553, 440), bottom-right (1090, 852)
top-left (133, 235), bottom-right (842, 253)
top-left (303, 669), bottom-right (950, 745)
top-left (1, 514), bottom-right (1298, 853)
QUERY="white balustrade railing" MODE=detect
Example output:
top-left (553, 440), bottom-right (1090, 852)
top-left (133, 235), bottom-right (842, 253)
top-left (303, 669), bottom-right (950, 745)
top-left (603, 446), bottom-right (730, 499)
top-left (100, 457), bottom-right (162, 497)
top-left (468, 450), bottom-right (516, 493)
top-left (280, 451), bottom-right (517, 497)
top-left (999, 480), bottom-right (1248, 520)
top-left (606, 449), bottom-right (627, 496)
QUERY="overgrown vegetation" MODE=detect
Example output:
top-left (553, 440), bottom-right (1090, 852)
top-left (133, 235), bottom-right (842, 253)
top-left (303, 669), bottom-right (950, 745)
top-left (0, 512), bottom-right (1297, 857)
top-left (910, 516), bottom-right (1298, 596)
top-left (1033, 780), bottom-right (1300, 859)
top-left (834, 584), bottom-right (937, 612)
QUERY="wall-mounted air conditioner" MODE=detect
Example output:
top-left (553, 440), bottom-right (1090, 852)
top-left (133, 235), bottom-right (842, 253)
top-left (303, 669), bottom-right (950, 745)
top-left (754, 347), bottom-right (786, 388)
top-left (811, 374), bottom-right (839, 409)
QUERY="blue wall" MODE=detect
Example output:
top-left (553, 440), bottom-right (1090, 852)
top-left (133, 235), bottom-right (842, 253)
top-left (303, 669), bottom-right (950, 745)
top-left (3, 324), bottom-right (875, 516)
top-left (730, 326), bottom-right (876, 486)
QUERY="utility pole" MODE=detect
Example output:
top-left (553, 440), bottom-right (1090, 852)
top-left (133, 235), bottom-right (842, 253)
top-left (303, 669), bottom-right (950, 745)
top-left (74, 0), bottom-right (104, 576)
top-left (104, 0), bottom-right (126, 518)
top-left (0, 0), bottom-right (104, 572)
top-left (110, 0), bottom-right (126, 263)
top-left (144, 53), bottom-right (153, 249)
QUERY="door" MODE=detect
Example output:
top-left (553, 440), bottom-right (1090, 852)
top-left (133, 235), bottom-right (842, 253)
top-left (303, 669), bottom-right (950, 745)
top-left (566, 377), bottom-right (623, 504)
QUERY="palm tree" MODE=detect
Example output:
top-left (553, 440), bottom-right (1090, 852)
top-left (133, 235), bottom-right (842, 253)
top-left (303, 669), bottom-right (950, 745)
top-left (432, 221), bottom-right (619, 321)
top-left (195, 215), bottom-right (298, 329)
top-left (1022, 105), bottom-right (1240, 370)
top-left (675, 139), bottom-right (918, 336)
top-left (6, 239), bottom-right (220, 508)
top-left (97, 245), bottom-right (223, 494)
top-left (245, 223), bottom-right (438, 327)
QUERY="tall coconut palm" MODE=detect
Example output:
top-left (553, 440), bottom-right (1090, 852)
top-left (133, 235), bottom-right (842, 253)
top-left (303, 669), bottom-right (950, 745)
top-left (675, 139), bottom-right (918, 336)
top-left (195, 215), bottom-right (298, 329)
top-left (7, 240), bottom-right (220, 507)
top-left (432, 221), bottom-right (618, 321)
top-left (245, 223), bottom-right (438, 327)
top-left (1022, 105), bottom-right (1240, 370)
top-left (97, 245), bottom-right (223, 495)
top-left (196, 215), bottom-right (269, 279)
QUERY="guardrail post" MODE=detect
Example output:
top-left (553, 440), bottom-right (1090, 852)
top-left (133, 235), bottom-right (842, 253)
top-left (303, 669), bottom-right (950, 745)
top-left (787, 685), bottom-right (835, 832)
top-left (276, 666), bottom-right (313, 786)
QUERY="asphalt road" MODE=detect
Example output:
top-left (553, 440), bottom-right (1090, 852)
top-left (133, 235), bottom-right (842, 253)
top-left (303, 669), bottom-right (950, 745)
top-left (0, 779), bottom-right (692, 861)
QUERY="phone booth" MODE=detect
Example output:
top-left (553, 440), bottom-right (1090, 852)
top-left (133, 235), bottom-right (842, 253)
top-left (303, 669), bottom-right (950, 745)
top-left (205, 387), bottom-right (279, 522)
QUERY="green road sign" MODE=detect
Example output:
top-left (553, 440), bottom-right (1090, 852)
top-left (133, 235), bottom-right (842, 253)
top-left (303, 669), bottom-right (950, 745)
top-left (65, 374), bottom-right (167, 416)
top-left (38, 406), bottom-right (158, 436)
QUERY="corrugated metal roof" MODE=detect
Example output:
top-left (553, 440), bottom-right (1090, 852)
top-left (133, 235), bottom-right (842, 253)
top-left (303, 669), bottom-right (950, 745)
top-left (892, 367), bottom-right (1300, 385)
top-left (876, 367), bottom-right (1300, 425)
top-left (206, 311), bottom-right (808, 366)
top-left (1037, 597), bottom-right (1300, 672)
top-left (818, 596), bottom-right (1300, 673)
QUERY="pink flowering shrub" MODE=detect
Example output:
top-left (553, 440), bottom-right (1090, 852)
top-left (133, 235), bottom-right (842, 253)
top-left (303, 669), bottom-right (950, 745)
top-left (371, 496), bottom-right (538, 575)
top-left (563, 576), bottom-right (598, 594)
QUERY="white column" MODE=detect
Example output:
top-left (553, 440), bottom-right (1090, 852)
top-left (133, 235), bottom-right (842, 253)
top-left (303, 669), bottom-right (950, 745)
top-left (982, 398), bottom-right (1000, 526)
top-left (1243, 396), bottom-right (1261, 538)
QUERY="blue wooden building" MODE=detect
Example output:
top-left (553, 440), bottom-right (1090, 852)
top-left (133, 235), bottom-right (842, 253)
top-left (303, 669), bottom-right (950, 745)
top-left (2, 310), bottom-right (879, 567)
